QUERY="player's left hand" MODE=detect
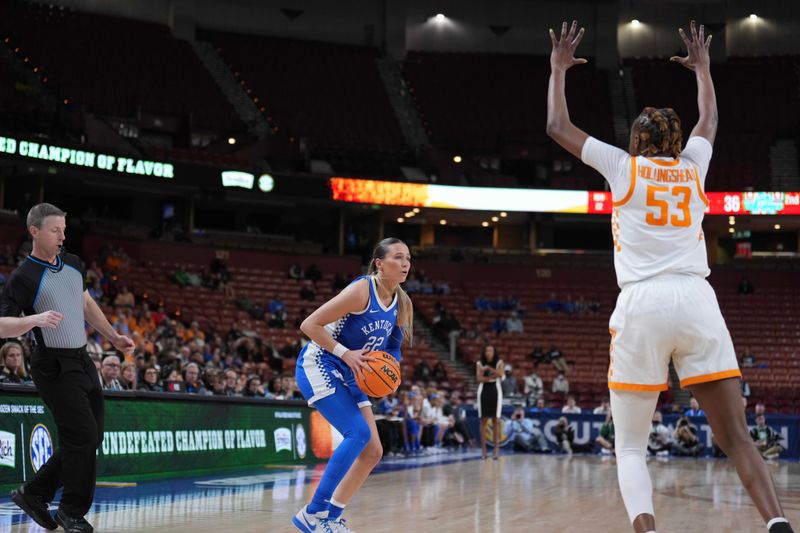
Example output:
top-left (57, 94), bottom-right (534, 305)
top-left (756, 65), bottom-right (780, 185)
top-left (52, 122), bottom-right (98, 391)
top-left (112, 334), bottom-right (135, 356)
top-left (549, 20), bottom-right (587, 71)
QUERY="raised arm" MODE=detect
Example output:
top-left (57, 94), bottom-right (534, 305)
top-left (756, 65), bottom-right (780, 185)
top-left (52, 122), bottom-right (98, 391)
top-left (670, 20), bottom-right (718, 144)
top-left (546, 20), bottom-right (590, 159)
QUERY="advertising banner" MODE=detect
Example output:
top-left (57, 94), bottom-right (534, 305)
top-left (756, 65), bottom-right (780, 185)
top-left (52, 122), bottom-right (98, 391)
top-left (0, 392), bottom-right (317, 490)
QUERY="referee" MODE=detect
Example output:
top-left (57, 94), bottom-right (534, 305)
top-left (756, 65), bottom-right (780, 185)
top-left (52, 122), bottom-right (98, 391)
top-left (0, 203), bottom-right (134, 533)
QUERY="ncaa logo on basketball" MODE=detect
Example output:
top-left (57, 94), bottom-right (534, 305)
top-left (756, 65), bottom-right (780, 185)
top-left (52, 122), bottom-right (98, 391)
top-left (295, 425), bottom-right (307, 459)
top-left (0, 430), bottom-right (15, 468)
top-left (30, 424), bottom-right (53, 473)
top-left (381, 364), bottom-right (398, 384)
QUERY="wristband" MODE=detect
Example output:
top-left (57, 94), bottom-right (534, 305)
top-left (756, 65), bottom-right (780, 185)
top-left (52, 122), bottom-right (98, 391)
top-left (332, 343), bottom-right (348, 358)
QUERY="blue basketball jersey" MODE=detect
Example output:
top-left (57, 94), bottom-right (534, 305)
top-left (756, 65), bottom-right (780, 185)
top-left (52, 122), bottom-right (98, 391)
top-left (296, 276), bottom-right (399, 405)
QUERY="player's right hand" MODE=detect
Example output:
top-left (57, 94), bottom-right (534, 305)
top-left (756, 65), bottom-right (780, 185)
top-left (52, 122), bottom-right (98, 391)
top-left (31, 310), bottom-right (63, 329)
top-left (342, 348), bottom-right (375, 380)
top-left (670, 20), bottom-right (712, 72)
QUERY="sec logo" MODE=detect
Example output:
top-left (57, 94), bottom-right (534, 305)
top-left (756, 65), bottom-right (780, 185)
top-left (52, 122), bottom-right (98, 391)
top-left (30, 424), bottom-right (53, 473)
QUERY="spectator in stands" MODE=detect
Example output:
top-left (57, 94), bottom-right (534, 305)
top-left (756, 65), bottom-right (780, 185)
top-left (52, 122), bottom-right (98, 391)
top-left (754, 402), bottom-right (766, 416)
top-left (671, 416), bottom-right (704, 457)
top-left (741, 379), bottom-right (751, 400)
top-left (593, 398), bottom-right (611, 415)
top-left (210, 372), bottom-right (228, 396)
top-left (545, 292), bottom-right (562, 314)
top-left (442, 391), bottom-right (472, 448)
top-left (510, 407), bottom-right (550, 453)
top-left (276, 373), bottom-right (303, 400)
top-left (224, 369), bottom-right (241, 396)
top-left (88, 280), bottom-right (104, 302)
top-left (268, 295), bottom-right (286, 314)
top-left (288, 263), bottom-right (304, 280)
top-left (0, 342), bottom-right (31, 384)
top-left (562, 295), bottom-right (576, 316)
top-left (305, 263), bottom-right (322, 282)
top-left (243, 376), bottom-right (265, 398)
top-left (506, 311), bottom-right (524, 333)
top-left (432, 361), bottom-right (448, 382)
top-left (741, 347), bottom-right (756, 368)
top-left (440, 313), bottom-right (462, 361)
top-left (529, 397), bottom-right (550, 413)
top-left (269, 309), bottom-right (287, 329)
top-left (553, 416), bottom-right (593, 454)
top-left (138, 366), bottom-right (162, 392)
top-left (0, 271), bottom-right (5, 291)
top-left (501, 365), bottom-right (519, 396)
top-left (648, 411), bottom-right (672, 457)
top-left (523, 368), bottom-right (544, 404)
top-left (549, 345), bottom-right (569, 373)
top-left (433, 280), bottom-right (450, 295)
top-left (596, 412), bottom-right (615, 455)
top-left (529, 346), bottom-right (547, 365)
top-left (299, 280), bottom-right (316, 301)
top-left (100, 354), bottom-right (123, 391)
top-left (685, 397), bottom-right (705, 417)
top-left (182, 363), bottom-right (207, 394)
top-left (562, 395), bottom-right (581, 414)
top-left (119, 361), bottom-right (137, 390)
top-left (491, 314), bottom-right (507, 336)
top-left (114, 285), bottom-right (135, 308)
top-left (750, 414), bottom-right (784, 460)
top-left (738, 276), bottom-right (754, 295)
top-left (552, 370), bottom-right (569, 396)
top-left (414, 360), bottom-right (432, 381)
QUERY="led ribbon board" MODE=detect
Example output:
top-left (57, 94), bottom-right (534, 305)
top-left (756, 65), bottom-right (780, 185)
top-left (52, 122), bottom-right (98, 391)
top-left (330, 178), bottom-right (800, 215)
top-left (0, 135), bottom-right (174, 178)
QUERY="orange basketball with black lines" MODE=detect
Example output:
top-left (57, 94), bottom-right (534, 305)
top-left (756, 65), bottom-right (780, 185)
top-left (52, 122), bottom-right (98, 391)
top-left (355, 351), bottom-right (402, 397)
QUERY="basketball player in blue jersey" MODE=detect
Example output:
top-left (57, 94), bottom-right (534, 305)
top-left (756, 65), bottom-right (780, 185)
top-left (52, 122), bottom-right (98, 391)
top-left (293, 237), bottom-right (413, 533)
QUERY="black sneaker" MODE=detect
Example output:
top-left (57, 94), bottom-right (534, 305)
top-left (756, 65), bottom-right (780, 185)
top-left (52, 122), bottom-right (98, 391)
top-left (55, 509), bottom-right (94, 533)
top-left (10, 486), bottom-right (57, 530)
top-left (769, 522), bottom-right (794, 533)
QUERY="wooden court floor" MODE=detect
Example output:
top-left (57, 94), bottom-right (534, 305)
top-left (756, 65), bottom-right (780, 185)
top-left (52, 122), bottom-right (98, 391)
top-left (4, 453), bottom-right (800, 532)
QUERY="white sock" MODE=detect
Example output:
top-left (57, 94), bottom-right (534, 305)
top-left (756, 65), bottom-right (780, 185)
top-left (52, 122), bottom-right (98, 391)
top-left (610, 389), bottom-right (660, 523)
top-left (768, 518), bottom-right (789, 529)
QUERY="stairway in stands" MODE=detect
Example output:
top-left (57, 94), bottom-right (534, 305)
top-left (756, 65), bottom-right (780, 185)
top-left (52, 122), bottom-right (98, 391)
top-left (412, 317), bottom-right (478, 397)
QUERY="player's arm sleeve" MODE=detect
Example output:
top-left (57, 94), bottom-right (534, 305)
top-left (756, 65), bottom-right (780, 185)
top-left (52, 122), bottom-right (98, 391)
top-left (384, 326), bottom-right (403, 361)
top-left (680, 136), bottom-right (714, 187)
top-left (581, 137), bottom-right (632, 199)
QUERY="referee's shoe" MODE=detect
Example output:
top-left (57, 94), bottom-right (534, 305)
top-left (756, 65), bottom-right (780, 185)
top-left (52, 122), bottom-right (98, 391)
top-left (55, 508), bottom-right (94, 533)
top-left (10, 485), bottom-right (58, 530)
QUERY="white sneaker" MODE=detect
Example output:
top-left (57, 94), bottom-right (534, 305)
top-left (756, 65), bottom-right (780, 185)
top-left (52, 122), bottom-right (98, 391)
top-left (292, 505), bottom-right (328, 532)
top-left (323, 518), bottom-right (357, 532)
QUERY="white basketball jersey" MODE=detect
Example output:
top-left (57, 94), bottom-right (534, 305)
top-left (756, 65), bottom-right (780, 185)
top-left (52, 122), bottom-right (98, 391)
top-left (582, 136), bottom-right (714, 288)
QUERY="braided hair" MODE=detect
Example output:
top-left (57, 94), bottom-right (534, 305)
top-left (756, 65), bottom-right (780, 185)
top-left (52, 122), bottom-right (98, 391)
top-left (630, 107), bottom-right (683, 158)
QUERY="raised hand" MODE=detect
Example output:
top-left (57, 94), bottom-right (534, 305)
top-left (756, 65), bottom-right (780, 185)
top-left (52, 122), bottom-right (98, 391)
top-left (670, 20), bottom-right (712, 72)
top-left (549, 20), bottom-right (587, 71)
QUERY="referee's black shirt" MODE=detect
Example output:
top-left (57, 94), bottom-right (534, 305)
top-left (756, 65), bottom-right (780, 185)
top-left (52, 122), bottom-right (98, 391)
top-left (0, 253), bottom-right (87, 349)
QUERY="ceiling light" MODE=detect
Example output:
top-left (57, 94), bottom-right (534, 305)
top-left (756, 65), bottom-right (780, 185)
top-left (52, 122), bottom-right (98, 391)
top-left (774, 224), bottom-right (781, 230)
top-left (227, 137), bottom-right (236, 145)
top-left (631, 19), bottom-right (641, 26)
top-left (413, 208), bottom-right (420, 213)
top-left (453, 155), bottom-right (462, 164)
top-left (397, 217), bottom-right (404, 223)
top-left (481, 221), bottom-right (489, 227)
top-left (491, 216), bottom-right (499, 222)
top-left (440, 219), bottom-right (447, 225)
top-left (500, 212), bottom-right (507, 217)
top-left (728, 227), bottom-right (735, 233)
top-left (749, 14), bottom-right (758, 20)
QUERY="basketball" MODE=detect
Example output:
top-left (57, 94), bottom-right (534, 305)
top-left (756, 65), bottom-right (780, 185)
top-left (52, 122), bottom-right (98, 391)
top-left (355, 351), bottom-right (402, 397)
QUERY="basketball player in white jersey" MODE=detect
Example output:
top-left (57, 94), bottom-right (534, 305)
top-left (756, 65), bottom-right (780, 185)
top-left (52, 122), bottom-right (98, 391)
top-left (546, 20), bottom-right (793, 533)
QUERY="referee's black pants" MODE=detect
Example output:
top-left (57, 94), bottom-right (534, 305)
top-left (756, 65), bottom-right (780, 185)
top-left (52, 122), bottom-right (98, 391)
top-left (27, 346), bottom-right (104, 518)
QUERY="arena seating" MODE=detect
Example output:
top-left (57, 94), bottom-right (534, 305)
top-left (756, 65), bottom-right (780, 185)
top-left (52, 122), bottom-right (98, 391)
top-left (0, 1), bottom-right (240, 132)
top-left (412, 264), bottom-right (800, 411)
top-left (401, 51), bottom-right (615, 189)
top-left (205, 31), bottom-right (407, 161)
top-left (626, 57), bottom-right (800, 191)
top-left (112, 261), bottom-right (466, 394)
